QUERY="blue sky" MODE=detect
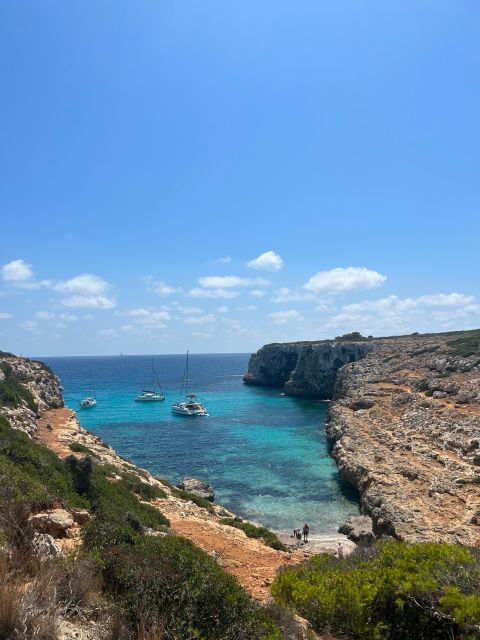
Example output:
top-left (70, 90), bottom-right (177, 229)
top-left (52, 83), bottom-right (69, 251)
top-left (0, 1), bottom-right (479, 356)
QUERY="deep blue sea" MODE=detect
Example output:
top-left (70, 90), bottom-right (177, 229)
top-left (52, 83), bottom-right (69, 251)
top-left (41, 354), bottom-right (359, 536)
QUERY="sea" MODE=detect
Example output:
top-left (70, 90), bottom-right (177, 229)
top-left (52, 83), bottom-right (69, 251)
top-left (41, 353), bottom-right (359, 537)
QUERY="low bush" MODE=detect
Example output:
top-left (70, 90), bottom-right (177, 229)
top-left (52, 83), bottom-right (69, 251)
top-left (120, 472), bottom-right (167, 500)
top-left (0, 414), bottom-right (88, 511)
top-left (447, 331), bottom-right (480, 357)
top-left (102, 535), bottom-right (281, 640)
top-left (272, 540), bottom-right (480, 639)
top-left (219, 518), bottom-right (287, 552)
top-left (68, 442), bottom-right (96, 456)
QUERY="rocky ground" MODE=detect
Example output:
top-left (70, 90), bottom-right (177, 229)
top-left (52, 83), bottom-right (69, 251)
top-left (327, 331), bottom-right (480, 545)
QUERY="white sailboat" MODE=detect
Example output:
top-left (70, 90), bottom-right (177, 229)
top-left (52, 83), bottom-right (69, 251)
top-left (135, 358), bottom-right (166, 402)
top-left (80, 373), bottom-right (97, 409)
top-left (172, 351), bottom-right (207, 416)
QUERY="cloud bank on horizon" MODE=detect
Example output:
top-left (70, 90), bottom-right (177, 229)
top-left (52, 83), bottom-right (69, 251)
top-left (1, 254), bottom-right (479, 356)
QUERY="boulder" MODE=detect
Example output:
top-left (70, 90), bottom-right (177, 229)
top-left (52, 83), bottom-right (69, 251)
top-left (32, 533), bottom-right (62, 559)
top-left (339, 515), bottom-right (375, 545)
top-left (30, 508), bottom-right (74, 537)
top-left (178, 477), bottom-right (214, 501)
top-left (71, 508), bottom-right (92, 525)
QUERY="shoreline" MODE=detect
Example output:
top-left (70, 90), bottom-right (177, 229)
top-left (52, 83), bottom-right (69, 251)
top-left (36, 406), bottom-right (354, 600)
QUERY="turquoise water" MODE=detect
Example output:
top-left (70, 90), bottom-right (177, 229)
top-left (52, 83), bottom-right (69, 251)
top-left (41, 354), bottom-right (359, 535)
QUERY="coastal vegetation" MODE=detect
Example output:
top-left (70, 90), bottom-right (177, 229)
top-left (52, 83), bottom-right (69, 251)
top-left (219, 518), bottom-right (287, 552)
top-left (272, 541), bottom-right (480, 639)
top-left (0, 361), bottom-right (37, 413)
top-left (158, 477), bottom-right (215, 513)
top-left (447, 331), bottom-right (480, 357)
top-left (0, 412), bottom-right (281, 639)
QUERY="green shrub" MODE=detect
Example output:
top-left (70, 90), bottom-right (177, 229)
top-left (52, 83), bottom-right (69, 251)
top-left (272, 541), bottom-right (480, 639)
top-left (102, 535), bottom-right (281, 639)
top-left (447, 331), bottom-right (480, 357)
top-left (415, 379), bottom-right (430, 392)
top-left (120, 471), bottom-right (167, 500)
top-left (219, 518), bottom-right (287, 552)
top-left (0, 414), bottom-right (88, 510)
top-left (68, 442), bottom-right (96, 456)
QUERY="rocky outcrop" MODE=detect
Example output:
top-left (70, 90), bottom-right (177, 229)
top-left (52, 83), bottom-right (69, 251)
top-left (0, 351), bottom-right (63, 435)
top-left (244, 340), bottom-right (373, 399)
top-left (247, 330), bottom-right (480, 545)
top-left (30, 508), bottom-right (75, 537)
top-left (338, 515), bottom-right (375, 545)
top-left (178, 477), bottom-right (215, 501)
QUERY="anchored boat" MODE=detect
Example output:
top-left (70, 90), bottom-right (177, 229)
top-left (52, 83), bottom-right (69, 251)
top-left (135, 358), bottom-right (166, 402)
top-left (80, 373), bottom-right (97, 409)
top-left (172, 351), bottom-right (207, 416)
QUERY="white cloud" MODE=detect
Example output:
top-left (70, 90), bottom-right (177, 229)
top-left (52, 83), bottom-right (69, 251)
top-left (62, 295), bottom-right (116, 309)
top-left (198, 275), bottom-right (269, 289)
top-left (247, 251), bottom-right (284, 272)
top-left (1, 259), bottom-right (34, 282)
top-left (216, 306), bottom-right (229, 313)
top-left (176, 305), bottom-right (203, 315)
top-left (324, 292), bottom-right (480, 336)
top-left (35, 310), bottom-right (55, 320)
top-left (59, 313), bottom-right (77, 322)
top-left (0, 312), bottom-right (13, 319)
top-left (184, 314), bottom-right (217, 325)
top-left (146, 278), bottom-right (180, 296)
top-left (54, 273), bottom-right (117, 309)
top-left (237, 305), bottom-right (257, 311)
top-left (100, 328), bottom-right (117, 338)
top-left (119, 308), bottom-right (151, 317)
top-left (188, 288), bottom-right (240, 299)
top-left (214, 256), bottom-right (232, 264)
top-left (269, 309), bottom-right (303, 324)
top-left (271, 287), bottom-right (315, 303)
top-left (250, 289), bottom-right (267, 298)
top-left (304, 267), bottom-right (387, 294)
top-left (55, 273), bottom-right (108, 295)
top-left (19, 320), bottom-right (44, 334)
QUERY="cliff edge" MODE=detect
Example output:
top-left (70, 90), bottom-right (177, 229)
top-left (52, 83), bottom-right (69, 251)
top-left (245, 330), bottom-right (480, 545)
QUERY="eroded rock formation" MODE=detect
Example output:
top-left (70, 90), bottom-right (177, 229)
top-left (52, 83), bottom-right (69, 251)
top-left (244, 340), bottom-right (373, 399)
top-left (246, 330), bottom-right (480, 545)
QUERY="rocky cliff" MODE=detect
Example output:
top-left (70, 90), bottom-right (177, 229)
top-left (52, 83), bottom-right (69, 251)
top-left (0, 350), bottom-right (63, 435)
top-left (246, 330), bottom-right (480, 545)
top-left (244, 339), bottom-right (374, 399)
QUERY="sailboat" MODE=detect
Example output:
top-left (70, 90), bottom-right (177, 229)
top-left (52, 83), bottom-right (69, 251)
top-left (80, 372), bottom-right (97, 409)
top-left (172, 350), bottom-right (207, 416)
top-left (135, 358), bottom-right (166, 402)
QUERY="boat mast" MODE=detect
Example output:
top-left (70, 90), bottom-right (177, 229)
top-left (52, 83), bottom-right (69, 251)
top-left (186, 350), bottom-right (189, 399)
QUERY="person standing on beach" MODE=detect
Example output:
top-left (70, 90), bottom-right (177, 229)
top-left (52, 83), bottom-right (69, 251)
top-left (302, 522), bottom-right (310, 542)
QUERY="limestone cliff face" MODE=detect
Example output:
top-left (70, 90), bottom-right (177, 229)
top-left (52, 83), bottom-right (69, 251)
top-left (0, 351), bottom-right (63, 435)
top-left (246, 330), bottom-right (480, 545)
top-left (244, 340), bottom-right (373, 399)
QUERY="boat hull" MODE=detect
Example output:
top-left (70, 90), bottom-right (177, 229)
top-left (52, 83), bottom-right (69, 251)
top-left (135, 395), bottom-right (165, 402)
top-left (80, 399), bottom-right (97, 409)
top-left (172, 404), bottom-right (207, 416)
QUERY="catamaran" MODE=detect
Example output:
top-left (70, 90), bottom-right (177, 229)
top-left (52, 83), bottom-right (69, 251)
top-left (172, 350), bottom-right (207, 416)
top-left (135, 358), bottom-right (166, 402)
top-left (80, 373), bottom-right (97, 409)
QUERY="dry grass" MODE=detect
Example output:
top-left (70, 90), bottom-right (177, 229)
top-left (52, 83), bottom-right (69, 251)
top-left (0, 551), bottom-right (58, 640)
